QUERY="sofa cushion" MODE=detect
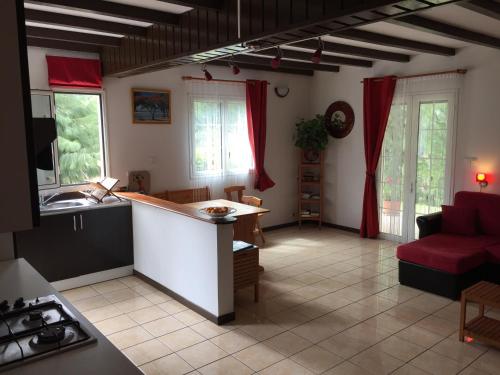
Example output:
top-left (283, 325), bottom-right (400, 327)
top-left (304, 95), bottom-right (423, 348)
top-left (396, 234), bottom-right (499, 274)
top-left (485, 243), bottom-right (500, 264)
top-left (441, 205), bottom-right (478, 236)
top-left (454, 191), bottom-right (500, 236)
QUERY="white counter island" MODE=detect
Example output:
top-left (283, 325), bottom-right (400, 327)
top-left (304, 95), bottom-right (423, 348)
top-left (117, 193), bottom-right (236, 324)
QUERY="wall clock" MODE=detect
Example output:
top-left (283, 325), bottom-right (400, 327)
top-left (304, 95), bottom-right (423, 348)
top-left (324, 101), bottom-right (355, 138)
top-left (274, 86), bottom-right (290, 98)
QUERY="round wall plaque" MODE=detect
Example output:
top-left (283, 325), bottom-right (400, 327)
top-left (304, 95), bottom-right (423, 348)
top-left (324, 101), bottom-right (355, 138)
top-left (274, 86), bottom-right (290, 98)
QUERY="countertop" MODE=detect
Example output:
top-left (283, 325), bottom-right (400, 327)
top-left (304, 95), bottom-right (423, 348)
top-left (117, 192), bottom-right (236, 224)
top-left (0, 259), bottom-right (142, 375)
top-left (40, 196), bottom-right (131, 216)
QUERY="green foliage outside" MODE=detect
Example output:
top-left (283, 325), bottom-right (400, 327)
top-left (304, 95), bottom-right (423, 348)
top-left (54, 93), bottom-right (102, 185)
top-left (295, 114), bottom-right (328, 151)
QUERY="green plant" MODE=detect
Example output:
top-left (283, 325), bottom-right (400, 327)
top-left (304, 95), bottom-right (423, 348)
top-left (294, 114), bottom-right (328, 151)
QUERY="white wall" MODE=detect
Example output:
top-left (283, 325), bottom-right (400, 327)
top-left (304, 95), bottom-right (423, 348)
top-left (309, 44), bottom-right (500, 229)
top-left (104, 65), bottom-right (312, 227)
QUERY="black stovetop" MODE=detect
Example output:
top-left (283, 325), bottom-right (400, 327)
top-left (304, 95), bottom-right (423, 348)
top-left (0, 295), bottom-right (96, 371)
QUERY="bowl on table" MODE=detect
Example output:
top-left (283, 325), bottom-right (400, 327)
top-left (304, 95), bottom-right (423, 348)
top-left (199, 206), bottom-right (236, 218)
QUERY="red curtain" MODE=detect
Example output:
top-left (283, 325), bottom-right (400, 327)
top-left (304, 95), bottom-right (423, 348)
top-left (245, 80), bottom-right (275, 191)
top-left (46, 56), bottom-right (102, 88)
top-left (360, 76), bottom-right (397, 238)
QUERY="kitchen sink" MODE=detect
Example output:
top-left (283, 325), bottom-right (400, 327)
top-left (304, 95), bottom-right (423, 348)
top-left (40, 198), bottom-right (94, 211)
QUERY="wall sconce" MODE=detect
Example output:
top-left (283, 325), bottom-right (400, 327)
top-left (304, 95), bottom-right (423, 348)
top-left (476, 172), bottom-right (488, 190)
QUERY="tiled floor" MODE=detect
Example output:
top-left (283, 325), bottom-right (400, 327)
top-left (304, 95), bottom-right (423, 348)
top-left (63, 226), bottom-right (500, 374)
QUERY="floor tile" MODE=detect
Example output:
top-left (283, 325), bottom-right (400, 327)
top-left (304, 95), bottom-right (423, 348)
top-left (142, 316), bottom-right (187, 337)
top-left (395, 325), bottom-right (444, 348)
top-left (351, 347), bottom-right (405, 375)
top-left (94, 314), bottom-right (137, 335)
top-left (431, 337), bottom-right (486, 365)
top-left (177, 341), bottom-right (228, 369)
top-left (322, 361), bottom-right (368, 375)
top-left (233, 343), bottom-right (285, 371)
top-left (291, 345), bottom-right (343, 374)
top-left (410, 350), bottom-right (464, 375)
top-left (140, 353), bottom-right (193, 375)
top-left (190, 320), bottom-right (234, 339)
top-left (107, 326), bottom-right (154, 350)
top-left (114, 296), bottom-right (154, 314)
top-left (210, 329), bottom-right (257, 354)
top-left (103, 288), bottom-right (140, 303)
top-left (374, 336), bottom-right (425, 362)
top-left (198, 356), bottom-right (253, 375)
top-left (82, 304), bottom-right (122, 323)
top-left (158, 300), bottom-right (189, 314)
top-left (259, 358), bottom-right (314, 375)
top-left (62, 286), bottom-right (100, 302)
top-left (92, 279), bottom-right (128, 294)
top-left (127, 305), bottom-right (170, 325)
top-left (72, 295), bottom-right (110, 312)
top-left (159, 327), bottom-right (206, 352)
top-left (122, 339), bottom-right (172, 366)
top-left (264, 331), bottom-right (313, 357)
top-left (470, 350), bottom-right (500, 374)
top-left (173, 310), bottom-right (206, 326)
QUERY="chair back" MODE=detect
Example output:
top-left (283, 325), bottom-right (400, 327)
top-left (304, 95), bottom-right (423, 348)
top-left (167, 186), bottom-right (211, 204)
top-left (152, 191), bottom-right (169, 200)
top-left (224, 185), bottom-right (245, 202)
top-left (241, 195), bottom-right (263, 208)
top-left (233, 213), bottom-right (258, 245)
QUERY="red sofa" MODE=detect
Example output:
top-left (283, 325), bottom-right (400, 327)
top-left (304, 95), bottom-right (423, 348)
top-left (396, 191), bottom-right (500, 299)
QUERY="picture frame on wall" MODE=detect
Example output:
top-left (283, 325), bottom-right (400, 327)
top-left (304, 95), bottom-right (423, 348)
top-left (131, 88), bottom-right (171, 124)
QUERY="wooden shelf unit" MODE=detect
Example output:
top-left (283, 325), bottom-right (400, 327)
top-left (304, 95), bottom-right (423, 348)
top-left (298, 150), bottom-right (324, 228)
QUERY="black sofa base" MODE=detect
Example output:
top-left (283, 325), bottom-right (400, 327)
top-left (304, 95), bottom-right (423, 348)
top-left (398, 260), bottom-right (484, 300)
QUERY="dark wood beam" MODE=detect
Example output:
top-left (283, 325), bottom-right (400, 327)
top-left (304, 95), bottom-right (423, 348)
top-left (25, 9), bottom-right (148, 37)
top-left (156, 0), bottom-right (223, 10)
top-left (25, 0), bottom-right (179, 25)
top-left (207, 60), bottom-right (314, 76)
top-left (290, 39), bottom-right (411, 63)
top-left (26, 26), bottom-right (121, 47)
top-left (228, 54), bottom-right (340, 73)
top-left (459, 0), bottom-right (500, 21)
top-left (253, 47), bottom-right (372, 67)
top-left (392, 14), bottom-right (500, 50)
top-left (335, 29), bottom-right (456, 56)
top-left (27, 37), bottom-right (101, 53)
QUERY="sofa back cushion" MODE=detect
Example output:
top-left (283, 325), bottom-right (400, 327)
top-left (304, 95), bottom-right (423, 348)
top-left (441, 205), bottom-right (478, 236)
top-left (454, 191), bottom-right (500, 236)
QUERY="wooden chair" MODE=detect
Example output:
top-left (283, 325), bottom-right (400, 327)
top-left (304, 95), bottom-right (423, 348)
top-left (241, 195), bottom-right (266, 244)
top-left (152, 186), bottom-right (210, 204)
top-left (233, 241), bottom-right (259, 302)
top-left (224, 185), bottom-right (245, 203)
top-left (233, 213), bottom-right (258, 245)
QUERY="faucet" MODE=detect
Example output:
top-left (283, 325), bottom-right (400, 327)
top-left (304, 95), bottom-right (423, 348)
top-left (39, 192), bottom-right (62, 206)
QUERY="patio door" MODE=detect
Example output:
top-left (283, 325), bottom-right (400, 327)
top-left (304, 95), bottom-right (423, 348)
top-left (378, 92), bottom-right (456, 242)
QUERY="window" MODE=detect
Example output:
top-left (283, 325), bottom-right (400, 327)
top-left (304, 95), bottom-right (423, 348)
top-left (189, 96), bottom-right (253, 177)
top-left (54, 92), bottom-right (106, 185)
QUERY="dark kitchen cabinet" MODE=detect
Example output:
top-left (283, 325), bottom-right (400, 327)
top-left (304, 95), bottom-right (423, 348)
top-left (14, 206), bottom-right (133, 282)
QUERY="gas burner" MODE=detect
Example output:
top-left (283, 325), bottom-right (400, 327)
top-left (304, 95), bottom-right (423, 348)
top-left (22, 309), bottom-right (48, 327)
top-left (30, 325), bottom-right (74, 347)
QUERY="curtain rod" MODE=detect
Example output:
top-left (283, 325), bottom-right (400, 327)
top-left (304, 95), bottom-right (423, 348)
top-left (182, 76), bottom-right (270, 85)
top-left (360, 69), bottom-right (467, 83)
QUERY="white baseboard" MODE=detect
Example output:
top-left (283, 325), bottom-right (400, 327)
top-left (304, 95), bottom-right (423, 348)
top-left (51, 266), bottom-right (134, 291)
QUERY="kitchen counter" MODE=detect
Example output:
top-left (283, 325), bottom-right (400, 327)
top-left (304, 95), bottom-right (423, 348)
top-left (40, 196), bottom-right (130, 216)
top-left (0, 259), bottom-right (142, 375)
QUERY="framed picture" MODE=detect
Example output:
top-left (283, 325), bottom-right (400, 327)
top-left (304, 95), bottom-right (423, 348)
top-left (131, 88), bottom-right (171, 124)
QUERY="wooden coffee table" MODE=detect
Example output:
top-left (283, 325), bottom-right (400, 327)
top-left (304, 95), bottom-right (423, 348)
top-left (460, 281), bottom-right (500, 349)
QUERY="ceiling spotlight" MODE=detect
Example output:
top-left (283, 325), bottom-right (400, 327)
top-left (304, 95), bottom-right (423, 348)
top-left (228, 57), bottom-right (240, 75)
top-left (311, 38), bottom-right (324, 64)
top-left (202, 64), bottom-right (212, 81)
top-left (271, 47), bottom-right (283, 69)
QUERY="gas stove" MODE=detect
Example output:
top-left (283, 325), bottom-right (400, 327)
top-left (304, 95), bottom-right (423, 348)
top-left (0, 295), bottom-right (95, 371)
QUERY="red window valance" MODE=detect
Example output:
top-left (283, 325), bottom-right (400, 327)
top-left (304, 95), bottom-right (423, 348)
top-left (46, 56), bottom-right (102, 88)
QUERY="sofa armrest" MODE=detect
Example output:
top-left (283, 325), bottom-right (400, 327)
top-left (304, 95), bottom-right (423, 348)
top-left (416, 212), bottom-right (442, 239)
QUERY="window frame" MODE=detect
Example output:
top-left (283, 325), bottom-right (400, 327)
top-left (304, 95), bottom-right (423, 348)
top-left (188, 94), bottom-right (252, 179)
top-left (35, 88), bottom-right (109, 190)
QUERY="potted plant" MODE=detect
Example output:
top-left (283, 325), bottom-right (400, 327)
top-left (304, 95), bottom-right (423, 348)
top-left (295, 114), bottom-right (328, 162)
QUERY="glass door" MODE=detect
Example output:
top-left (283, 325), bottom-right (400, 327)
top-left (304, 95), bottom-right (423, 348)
top-left (378, 92), bottom-right (456, 242)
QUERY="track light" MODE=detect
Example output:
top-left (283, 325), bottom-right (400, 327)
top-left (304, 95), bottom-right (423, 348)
top-left (228, 57), bottom-right (240, 75)
top-left (271, 47), bottom-right (282, 69)
top-left (311, 38), bottom-right (324, 64)
top-left (202, 64), bottom-right (212, 81)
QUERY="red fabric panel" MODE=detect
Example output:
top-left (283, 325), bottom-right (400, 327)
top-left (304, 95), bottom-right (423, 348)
top-left (46, 56), bottom-right (102, 88)
top-left (485, 244), bottom-right (500, 264)
top-left (360, 76), bottom-right (397, 238)
top-left (454, 191), bottom-right (500, 236)
top-left (396, 234), bottom-right (498, 274)
top-left (246, 80), bottom-right (275, 192)
top-left (441, 205), bottom-right (478, 236)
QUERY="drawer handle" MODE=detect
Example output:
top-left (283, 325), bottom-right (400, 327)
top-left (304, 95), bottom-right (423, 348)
top-left (73, 216), bottom-right (77, 232)
top-left (80, 214), bottom-right (84, 230)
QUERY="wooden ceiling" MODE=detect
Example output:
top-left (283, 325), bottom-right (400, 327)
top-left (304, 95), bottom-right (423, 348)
top-left (23, 0), bottom-right (500, 77)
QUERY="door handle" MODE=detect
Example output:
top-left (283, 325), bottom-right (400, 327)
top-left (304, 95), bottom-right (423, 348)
top-left (410, 182), bottom-right (414, 194)
top-left (73, 216), bottom-right (77, 232)
top-left (80, 214), bottom-right (84, 230)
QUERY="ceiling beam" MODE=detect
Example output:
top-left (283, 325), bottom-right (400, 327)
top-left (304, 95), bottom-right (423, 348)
top-left (253, 47), bottom-right (372, 67)
top-left (207, 60), bottom-right (314, 76)
top-left (459, 0), bottom-right (500, 21)
top-left (26, 26), bottom-right (122, 47)
top-left (228, 54), bottom-right (340, 73)
top-left (289, 39), bottom-right (410, 63)
top-left (27, 37), bottom-right (101, 53)
top-left (24, 9), bottom-right (148, 37)
top-left (392, 14), bottom-right (500, 50)
top-left (25, 0), bottom-right (179, 25)
top-left (156, 0), bottom-right (223, 10)
top-left (335, 29), bottom-right (456, 56)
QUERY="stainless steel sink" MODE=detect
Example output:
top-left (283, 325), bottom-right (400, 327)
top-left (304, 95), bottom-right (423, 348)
top-left (40, 198), bottom-right (94, 211)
